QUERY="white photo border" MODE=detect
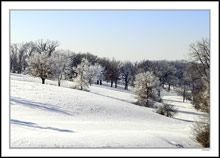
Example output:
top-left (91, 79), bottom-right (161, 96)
top-left (2, 1), bottom-right (219, 157)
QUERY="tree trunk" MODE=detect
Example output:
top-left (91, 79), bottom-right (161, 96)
top-left (58, 77), bottom-right (61, 86)
top-left (42, 78), bottom-right (45, 84)
top-left (192, 85), bottom-right (195, 103)
top-left (146, 89), bottom-right (150, 106)
top-left (168, 84), bottom-right (171, 91)
top-left (157, 89), bottom-right (162, 102)
top-left (115, 80), bottom-right (117, 88)
top-left (125, 81), bottom-right (128, 90)
top-left (111, 80), bottom-right (113, 87)
top-left (97, 80), bottom-right (99, 85)
top-left (100, 80), bottom-right (102, 85)
top-left (158, 89), bottom-right (161, 98)
top-left (183, 85), bottom-right (186, 102)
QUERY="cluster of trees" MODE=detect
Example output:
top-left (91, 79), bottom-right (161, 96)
top-left (187, 39), bottom-right (210, 113)
top-left (186, 39), bottom-right (210, 147)
top-left (10, 39), bottom-right (209, 111)
top-left (10, 40), bottom-right (59, 74)
top-left (11, 39), bottom-right (185, 91)
top-left (171, 39), bottom-right (210, 113)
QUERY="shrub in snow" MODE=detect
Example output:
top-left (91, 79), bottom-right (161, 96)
top-left (192, 117), bottom-right (210, 148)
top-left (26, 52), bottom-right (54, 84)
top-left (133, 71), bottom-right (161, 107)
top-left (73, 58), bottom-right (89, 91)
top-left (156, 104), bottom-right (177, 118)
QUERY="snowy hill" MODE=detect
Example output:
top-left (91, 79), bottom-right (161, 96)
top-left (10, 73), bottom-right (207, 148)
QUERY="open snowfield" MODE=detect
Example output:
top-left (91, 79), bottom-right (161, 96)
top-left (10, 73), bottom-right (208, 148)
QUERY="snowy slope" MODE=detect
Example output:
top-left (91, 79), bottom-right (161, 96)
top-left (161, 90), bottom-right (208, 123)
top-left (10, 73), bottom-right (205, 148)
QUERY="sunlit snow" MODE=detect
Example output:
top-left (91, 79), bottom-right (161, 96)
top-left (10, 73), bottom-right (207, 148)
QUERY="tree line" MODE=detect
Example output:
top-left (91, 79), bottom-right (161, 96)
top-left (10, 39), bottom-right (209, 110)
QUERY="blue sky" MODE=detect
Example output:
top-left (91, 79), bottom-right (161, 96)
top-left (11, 10), bottom-right (209, 61)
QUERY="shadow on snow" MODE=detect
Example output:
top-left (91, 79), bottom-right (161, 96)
top-left (11, 119), bottom-right (74, 133)
top-left (89, 91), bottom-right (132, 104)
top-left (162, 98), bottom-right (187, 104)
top-left (173, 118), bottom-right (204, 124)
top-left (162, 101), bottom-right (208, 117)
top-left (173, 109), bottom-right (208, 117)
top-left (10, 97), bottom-right (72, 116)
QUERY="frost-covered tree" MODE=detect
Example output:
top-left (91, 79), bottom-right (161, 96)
top-left (133, 71), bottom-right (161, 107)
top-left (188, 38), bottom-right (210, 148)
top-left (95, 64), bottom-right (104, 85)
top-left (10, 42), bottom-right (36, 73)
top-left (51, 51), bottom-right (67, 86)
top-left (189, 39), bottom-right (210, 83)
top-left (60, 50), bottom-right (77, 80)
top-left (26, 52), bottom-right (54, 84)
top-left (188, 38), bottom-right (210, 113)
top-left (73, 58), bottom-right (89, 90)
top-left (10, 44), bottom-right (19, 73)
top-left (86, 63), bottom-right (104, 86)
top-left (10, 40), bottom-right (59, 74)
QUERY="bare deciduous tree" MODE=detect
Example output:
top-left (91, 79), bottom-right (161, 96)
top-left (188, 38), bottom-right (210, 113)
top-left (105, 58), bottom-right (121, 88)
top-left (35, 39), bottom-right (59, 57)
top-left (189, 38), bottom-right (210, 83)
top-left (120, 61), bottom-right (134, 90)
top-left (188, 39), bottom-right (210, 148)
top-left (26, 52), bottom-right (54, 84)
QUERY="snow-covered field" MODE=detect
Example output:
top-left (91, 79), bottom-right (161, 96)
top-left (10, 73), bottom-right (208, 148)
